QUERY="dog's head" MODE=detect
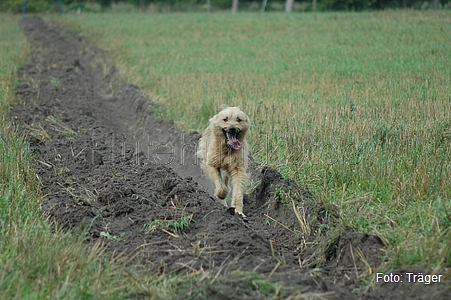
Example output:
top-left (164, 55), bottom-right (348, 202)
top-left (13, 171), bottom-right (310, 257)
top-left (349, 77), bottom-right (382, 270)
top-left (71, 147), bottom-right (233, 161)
top-left (211, 105), bottom-right (250, 151)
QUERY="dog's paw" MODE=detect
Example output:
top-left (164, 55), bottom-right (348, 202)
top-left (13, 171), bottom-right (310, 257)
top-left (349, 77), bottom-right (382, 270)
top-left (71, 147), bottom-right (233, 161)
top-left (227, 207), bottom-right (247, 218)
top-left (236, 211), bottom-right (247, 218)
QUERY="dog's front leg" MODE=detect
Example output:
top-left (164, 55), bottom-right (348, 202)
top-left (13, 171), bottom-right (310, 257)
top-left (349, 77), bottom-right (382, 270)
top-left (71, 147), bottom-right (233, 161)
top-left (230, 167), bottom-right (248, 217)
top-left (205, 165), bottom-right (229, 207)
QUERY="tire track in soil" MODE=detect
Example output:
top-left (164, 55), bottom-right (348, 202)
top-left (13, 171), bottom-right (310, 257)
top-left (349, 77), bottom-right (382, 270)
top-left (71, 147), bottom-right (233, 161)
top-left (10, 16), bottom-right (449, 299)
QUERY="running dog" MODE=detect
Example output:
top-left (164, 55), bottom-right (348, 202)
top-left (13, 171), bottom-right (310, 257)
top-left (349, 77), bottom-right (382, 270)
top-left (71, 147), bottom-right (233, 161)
top-left (197, 105), bottom-right (250, 217)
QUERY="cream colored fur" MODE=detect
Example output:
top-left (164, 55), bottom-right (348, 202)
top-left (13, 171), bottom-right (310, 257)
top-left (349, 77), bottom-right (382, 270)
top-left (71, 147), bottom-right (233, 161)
top-left (197, 105), bottom-right (250, 217)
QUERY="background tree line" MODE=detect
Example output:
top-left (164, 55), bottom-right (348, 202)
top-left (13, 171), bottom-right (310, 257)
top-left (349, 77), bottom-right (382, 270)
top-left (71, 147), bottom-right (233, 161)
top-left (0, 0), bottom-right (448, 14)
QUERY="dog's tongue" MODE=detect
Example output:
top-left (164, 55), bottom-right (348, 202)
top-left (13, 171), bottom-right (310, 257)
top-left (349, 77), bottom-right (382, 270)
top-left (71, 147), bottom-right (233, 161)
top-left (227, 133), bottom-right (242, 150)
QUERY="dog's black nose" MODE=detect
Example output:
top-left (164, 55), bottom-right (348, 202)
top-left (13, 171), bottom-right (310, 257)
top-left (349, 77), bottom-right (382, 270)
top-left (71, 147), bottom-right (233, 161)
top-left (228, 126), bottom-right (237, 132)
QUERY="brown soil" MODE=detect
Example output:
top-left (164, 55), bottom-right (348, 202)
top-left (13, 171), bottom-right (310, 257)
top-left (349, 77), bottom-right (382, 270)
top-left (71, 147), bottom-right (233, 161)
top-left (11, 16), bottom-right (450, 299)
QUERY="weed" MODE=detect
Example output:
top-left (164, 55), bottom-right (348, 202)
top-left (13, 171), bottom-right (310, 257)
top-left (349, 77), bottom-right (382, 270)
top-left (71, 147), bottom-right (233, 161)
top-left (49, 77), bottom-right (61, 88)
top-left (46, 115), bottom-right (77, 136)
top-left (246, 179), bottom-right (261, 194)
top-left (143, 214), bottom-right (194, 234)
top-left (274, 185), bottom-right (297, 205)
top-left (100, 231), bottom-right (125, 241)
top-left (229, 270), bottom-right (281, 296)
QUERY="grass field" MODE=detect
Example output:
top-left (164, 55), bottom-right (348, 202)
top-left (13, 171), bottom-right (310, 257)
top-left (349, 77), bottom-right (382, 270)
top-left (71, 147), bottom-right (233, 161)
top-left (55, 10), bottom-right (451, 269)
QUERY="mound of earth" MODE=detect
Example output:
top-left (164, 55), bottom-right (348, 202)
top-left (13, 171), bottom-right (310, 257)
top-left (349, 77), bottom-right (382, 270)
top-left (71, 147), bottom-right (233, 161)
top-left (11, 16), bottom-right (449, 299)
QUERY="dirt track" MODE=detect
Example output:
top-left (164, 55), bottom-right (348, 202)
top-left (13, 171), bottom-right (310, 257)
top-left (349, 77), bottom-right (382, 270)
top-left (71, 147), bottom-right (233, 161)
top-left (11, 16), bottom-right (449, 299)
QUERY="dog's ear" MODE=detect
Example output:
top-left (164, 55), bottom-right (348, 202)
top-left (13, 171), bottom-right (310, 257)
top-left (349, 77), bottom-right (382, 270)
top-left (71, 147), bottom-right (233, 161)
top-left (209, 116), bottom-right (217, 123)
top-left (219, 104), bottom-right (229, 110)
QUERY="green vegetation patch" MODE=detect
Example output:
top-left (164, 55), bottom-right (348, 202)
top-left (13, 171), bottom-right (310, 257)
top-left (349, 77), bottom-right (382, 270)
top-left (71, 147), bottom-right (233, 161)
top-left (144, 214), bottom-right (194, 234)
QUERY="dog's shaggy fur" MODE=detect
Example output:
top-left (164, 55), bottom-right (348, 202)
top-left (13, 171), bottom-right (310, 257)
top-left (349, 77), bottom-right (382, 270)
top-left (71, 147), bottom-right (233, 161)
top-left (197, 105), bottom-right (251, 217)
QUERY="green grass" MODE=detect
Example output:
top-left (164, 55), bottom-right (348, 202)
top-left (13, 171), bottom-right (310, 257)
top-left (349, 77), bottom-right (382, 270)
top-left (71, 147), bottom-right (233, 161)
top-left (54, 10), bottom-right (451, 270)
top-left (144, 214), bottom-right (194, 234)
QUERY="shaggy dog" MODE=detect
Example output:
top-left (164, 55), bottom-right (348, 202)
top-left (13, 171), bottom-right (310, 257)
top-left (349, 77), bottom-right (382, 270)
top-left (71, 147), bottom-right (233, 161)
top-left (197, 105), bottom-right (251, 217)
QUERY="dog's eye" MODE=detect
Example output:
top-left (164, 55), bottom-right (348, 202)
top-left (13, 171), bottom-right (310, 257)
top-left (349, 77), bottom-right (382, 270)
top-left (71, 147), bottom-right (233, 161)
top-left (223, 117), bottom-right (228, 122)
top-left (237, 118), bottom-right (241, 122)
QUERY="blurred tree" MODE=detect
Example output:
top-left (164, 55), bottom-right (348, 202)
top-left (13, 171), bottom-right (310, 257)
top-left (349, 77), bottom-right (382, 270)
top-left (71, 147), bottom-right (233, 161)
top-left (261, 0), bottom-right (267, 11)
top-left (232, 0), bottom-right (239, 12)
top-left (1, 0), bottom-right (447, 14)
top-left (98, 0), bottom-right (113, 7)
top-left (433, 0), bottom-right (439, 9)
top-left (0, 0), bottom-right (52, 13)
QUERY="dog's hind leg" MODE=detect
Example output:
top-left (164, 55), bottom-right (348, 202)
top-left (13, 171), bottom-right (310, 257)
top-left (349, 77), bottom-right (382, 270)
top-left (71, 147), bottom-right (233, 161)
top-left (205, 165), bottom-right (229, 207)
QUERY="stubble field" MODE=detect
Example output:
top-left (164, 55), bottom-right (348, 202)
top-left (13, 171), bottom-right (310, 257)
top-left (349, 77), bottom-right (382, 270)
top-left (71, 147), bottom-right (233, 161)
top-left (57, 10), bottom-right (451, 267)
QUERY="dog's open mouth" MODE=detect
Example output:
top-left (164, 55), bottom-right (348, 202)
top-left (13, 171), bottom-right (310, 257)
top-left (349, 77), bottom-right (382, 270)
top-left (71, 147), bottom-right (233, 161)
top-left (223, 129), bottom-right (242, 151)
